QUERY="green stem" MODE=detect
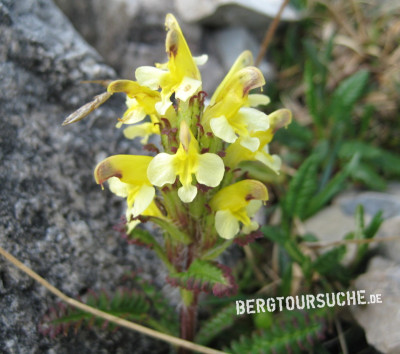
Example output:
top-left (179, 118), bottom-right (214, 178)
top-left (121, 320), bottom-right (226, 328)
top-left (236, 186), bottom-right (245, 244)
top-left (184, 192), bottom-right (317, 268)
top-left (149, 216), bottom-right (191, 245)
top-left (152, 241), bottom-right (176, 273)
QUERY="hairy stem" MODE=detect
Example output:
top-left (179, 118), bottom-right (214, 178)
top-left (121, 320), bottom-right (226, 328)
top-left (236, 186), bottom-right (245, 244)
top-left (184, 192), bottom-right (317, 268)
top-left (179, 290), bottom-right (199, 354)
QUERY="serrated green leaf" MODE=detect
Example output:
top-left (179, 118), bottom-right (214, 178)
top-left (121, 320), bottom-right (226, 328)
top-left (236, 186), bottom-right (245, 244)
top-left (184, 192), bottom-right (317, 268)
top-left (355, 209), bottom-right (384, 266)
top-left (128, 227), bottom-right (174, 272)
top-left (364, 211), bottom-right (384, 240)
top-left (41, 289), bottom-right (152, 337)
top-left (349, 162), bottom-right (387, 190)
top-left (168, 260), bottom-right (236, 296)
top-left (274, 119), bottom-right (313, 150)
top-left (283, 154), bottom-right (319, 220)
top-left (305, 154), bottom-right (359, 218)
top-left (227, 310), bottom-right (325, 354)
top-left (313, 246), bottom-right (346, 276)
top-left (304, 60), bottom-right (321, 128)
top-left (201, 240), bottom-right (233, 261)
top-left (330, 69), bottom-right (369, 121)
top-left (339, 140), bottom-right (400, 176)
top-left (148, 215), bottom-right (191, 244)
top-left (261, 225), bottom-right (287, 245)
top-left (195, 304), bottom-right (238, 345)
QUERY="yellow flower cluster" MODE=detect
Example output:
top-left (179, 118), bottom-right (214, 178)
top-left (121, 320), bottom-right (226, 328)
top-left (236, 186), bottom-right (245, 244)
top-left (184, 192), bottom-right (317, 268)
top-left (94, 14), bottom-right (291, 240)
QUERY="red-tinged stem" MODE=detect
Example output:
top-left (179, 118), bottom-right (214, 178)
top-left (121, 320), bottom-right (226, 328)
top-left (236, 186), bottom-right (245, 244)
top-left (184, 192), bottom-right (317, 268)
top-left (178, 291), bottom-right (198, 354)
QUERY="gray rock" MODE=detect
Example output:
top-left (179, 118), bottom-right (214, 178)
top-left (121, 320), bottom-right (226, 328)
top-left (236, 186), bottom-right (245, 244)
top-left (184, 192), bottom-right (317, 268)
top-left (376, 216), bottom-right (400, 264)
top-left (174, 0), bottom-right (301, 27)
top-left (0, 0), bottom-right (168, 352)
top-left (53, 0), bottom-right (197, 78)
top-left (303, 188), bottom-right (400, 265)
top-left (213, 27), bottom-right (274, 80)
top-left (338, 192), bottom-right (400, 219)
top-left (303, 204), bottom-right (358, 264)
top-left (386, 182), bottom-right (400, 199)
top-left (351, 257), bottom-right (400, 353)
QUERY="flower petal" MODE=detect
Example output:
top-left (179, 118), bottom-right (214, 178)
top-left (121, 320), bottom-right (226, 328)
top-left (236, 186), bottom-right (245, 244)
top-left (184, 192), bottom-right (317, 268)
top-left (94, 155), bottom-right (153, 186)
top-left (210, 179), bottom-right (268, 211)
top-left (255, 151), bottom-right (282, 174)
top-left (210, 116), bottom-right (237, 143)
top-left (178, 184), bottom-right (197, 203)
top-left (108, 80), bottom-right (157, 98)
top-left (203, 66), bottom-right (265, 126)
top-left (215, 210), bottom-right (240, 239)
top-left (131, 185), bottom-right (155, 217)
top-left (175, 76), bottom-right (202, 102)
top-left (147, 153), bottom-right (176, 186)
top-left (123, 122), bottom-right (156, 143)
top-left (210, 50), bottom-right (253, 105)
top-left (246, 199), bottom-right (262, 217)
top-left (242, 220), bottom-right (259, 234)
top-left (193, 54), bottom-right (208, 66)
top-left (165, 13), bottom-right (201, 81)
top-left (155, 94), bottom-right (173, 115)
top-left (118, 99), bottom-right (147, 125)
top-left (196, 153), bottom-right (225, 187)
top-left (247, 93), bottom-right (270, 107)
top-left (269, 108), bottom-right (292, 131)
top-left (236, 107), bottom-right (269, 132)
top-left (126, 219), bottom-right (141, 234)
top-left (135, 66), bottom-right (166, 90)
top-left (239, 136), bottom-right (260, 152)
top-left (107, 177), bottom-right (129, 197)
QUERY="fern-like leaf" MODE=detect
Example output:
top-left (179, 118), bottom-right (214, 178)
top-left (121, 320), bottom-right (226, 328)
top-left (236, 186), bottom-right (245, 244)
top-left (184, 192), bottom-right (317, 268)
top-left (167, 260), bottom-right (237, 297)
top-left (313, 246), bottom-right (346, 276)
top-left (339, 140), bottom-right (400, 176)
top-left (305, 154), bottom-right (358, 219)
top-left (330, 69), bottom-right (369, 123)
top-left (125, 227), bottom-right (158, 248)
top-left (40, 288), bottom-right (150, 338)
top-left (227, 311), bottom-right (325, 354)
top-left (195, 304), bottom-right (239, 345)
top-left (233, 230), bottom-right (263, 246)
top-left (282, 154), bottom-right (319, 220)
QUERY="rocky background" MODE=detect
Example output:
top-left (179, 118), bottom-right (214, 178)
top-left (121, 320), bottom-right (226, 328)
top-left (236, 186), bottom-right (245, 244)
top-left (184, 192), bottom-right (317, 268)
top-left (0, 0), bottom-right (299, 352)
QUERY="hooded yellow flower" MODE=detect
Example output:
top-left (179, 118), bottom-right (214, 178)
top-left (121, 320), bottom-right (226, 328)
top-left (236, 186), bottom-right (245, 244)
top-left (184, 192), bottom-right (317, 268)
top-left (224, 109), bottom-right (292, 173)
top-left (135, 14), bottom-right (204, 115)
top-left (202, 54), bottom-right (270, 152)
top-left (210, 180), bottom-right (268, 239)
top-left (107, 80), bottom-right (161, 127)
top-left (147, 121), bottom-right (224, 203)
top-left (122, 115), bottom-right (160, 144)
top-left (94, 155), bottom-right (160, 222)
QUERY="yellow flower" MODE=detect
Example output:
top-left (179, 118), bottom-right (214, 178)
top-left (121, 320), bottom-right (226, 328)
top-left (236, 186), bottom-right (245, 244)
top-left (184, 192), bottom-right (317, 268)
top-left (202, 52), bottom-right (269, 151)
top-left (147, 121), bottom-right (225, 203)
top-left (107, 80), bottom-right (161, 127)
top-left (94, 155), bottom-right (159, 221)
top-left (224, 109), bottom-right (292, 173)
top-left (135, 14), bottom-right (204, 115)
top-left (210, 180), bottom-right (268, 239)
top-left (122, 115), bottom-right (160, 144)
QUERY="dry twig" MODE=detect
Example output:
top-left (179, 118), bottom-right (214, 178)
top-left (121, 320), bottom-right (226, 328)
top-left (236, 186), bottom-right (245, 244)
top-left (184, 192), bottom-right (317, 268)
top-left (255, 0), bottom-right (291, 66)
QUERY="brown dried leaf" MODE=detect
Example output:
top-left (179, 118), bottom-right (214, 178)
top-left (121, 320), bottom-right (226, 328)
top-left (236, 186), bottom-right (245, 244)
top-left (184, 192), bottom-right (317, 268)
top-left (62, 91), bottom-right (112, 126)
